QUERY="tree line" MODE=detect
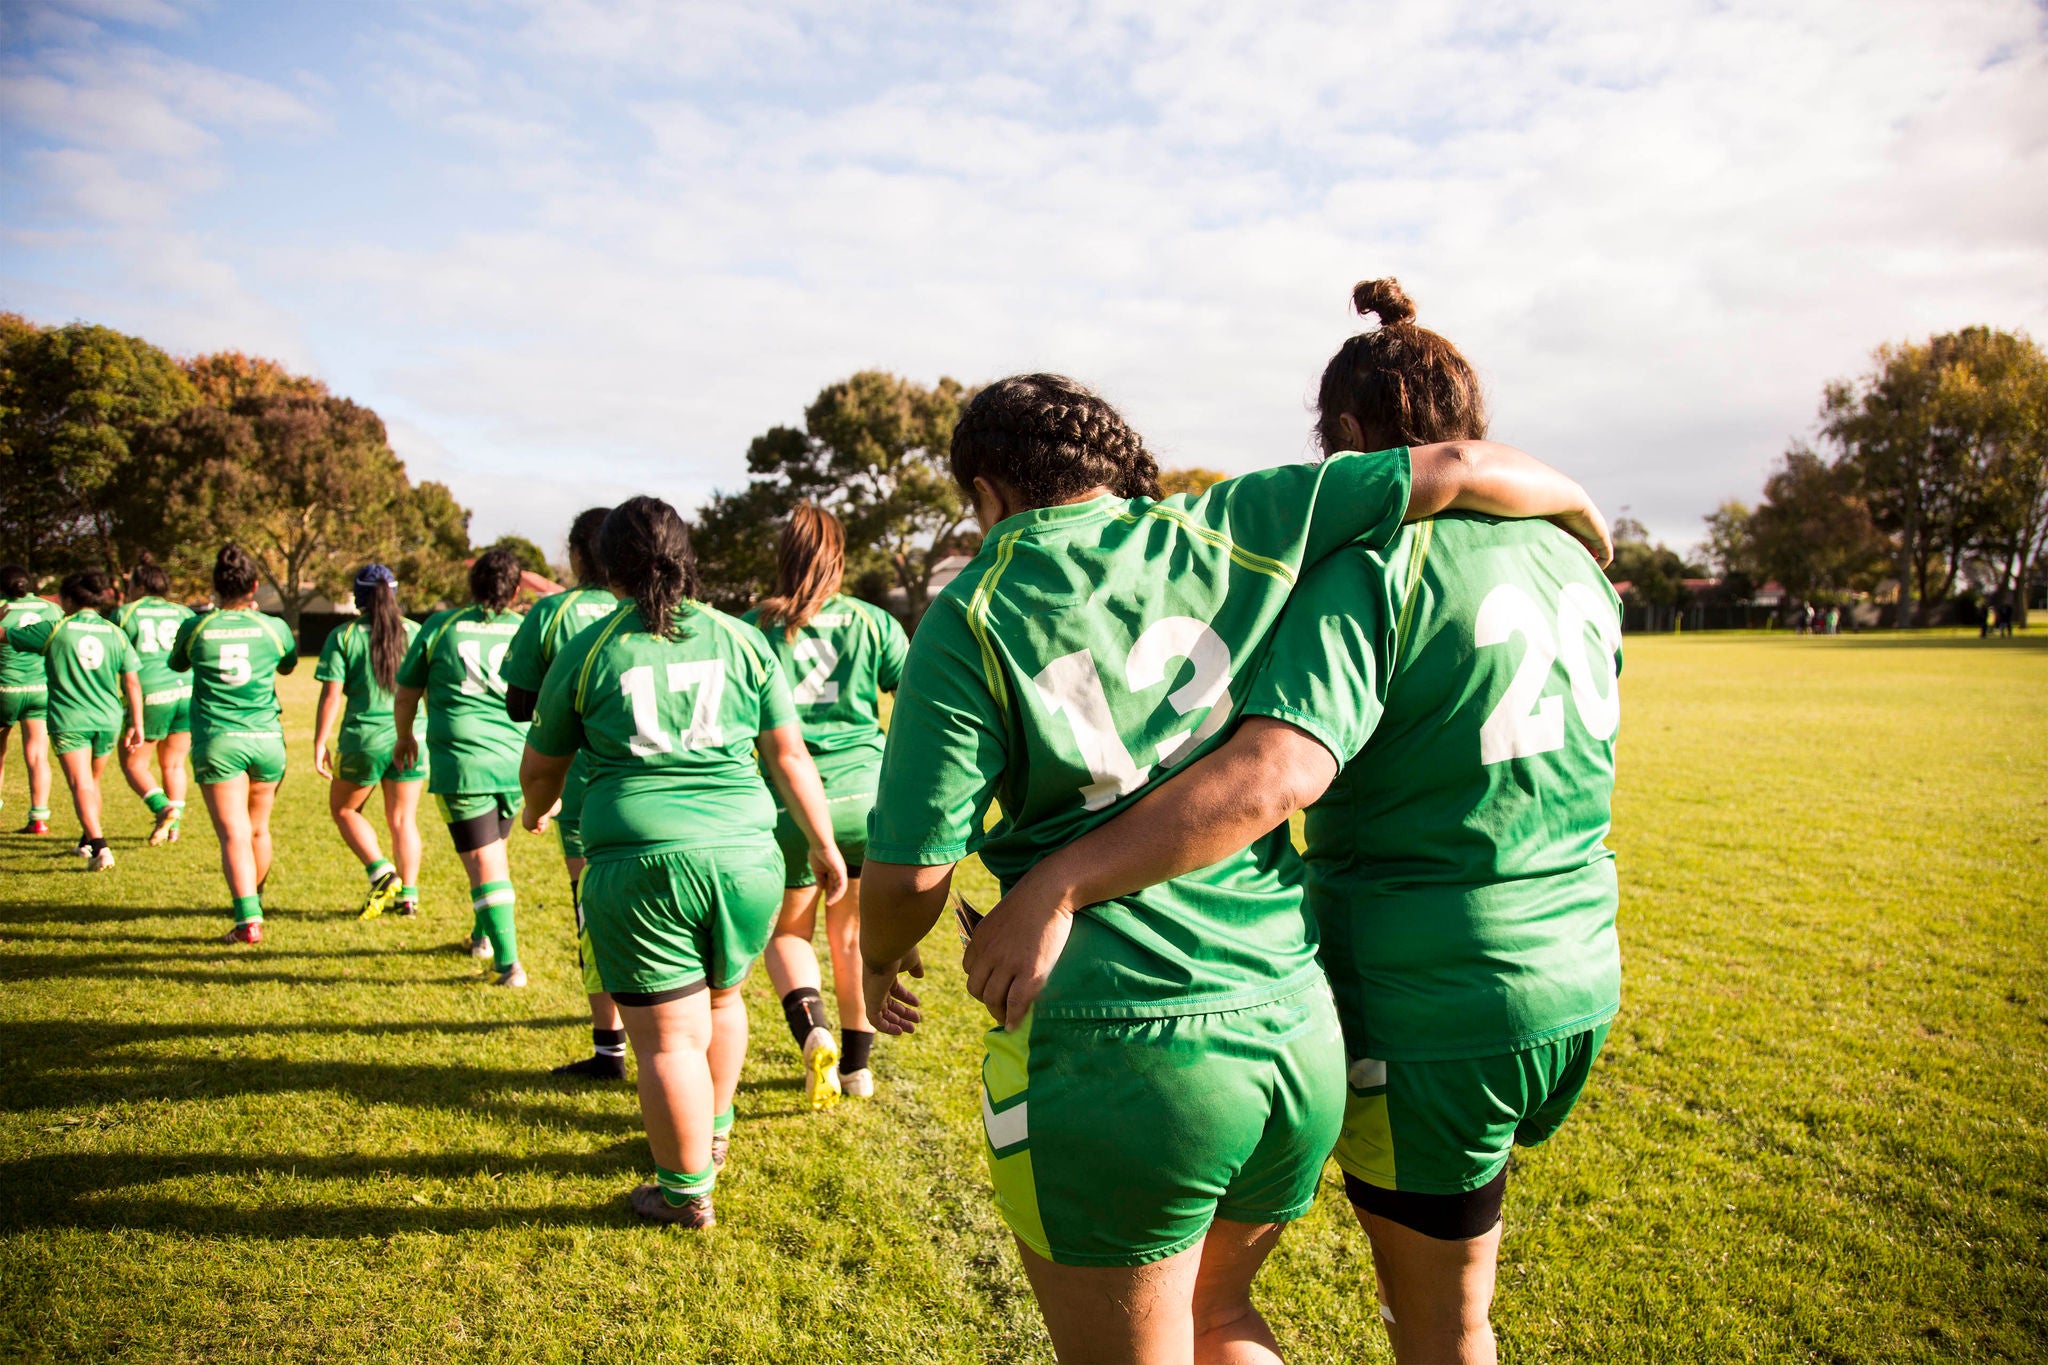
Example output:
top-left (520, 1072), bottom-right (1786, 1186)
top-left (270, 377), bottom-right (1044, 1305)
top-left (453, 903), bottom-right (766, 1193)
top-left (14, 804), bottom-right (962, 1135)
top-left (1686, 326), bottom-right (2047, 627)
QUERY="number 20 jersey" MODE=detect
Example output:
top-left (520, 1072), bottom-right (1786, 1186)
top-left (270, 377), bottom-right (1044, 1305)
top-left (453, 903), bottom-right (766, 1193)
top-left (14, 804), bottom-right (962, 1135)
top-left (1246, 513), bottom-right (1623, 1062)
top-left (869, 449), bottom-right (1414, 1022)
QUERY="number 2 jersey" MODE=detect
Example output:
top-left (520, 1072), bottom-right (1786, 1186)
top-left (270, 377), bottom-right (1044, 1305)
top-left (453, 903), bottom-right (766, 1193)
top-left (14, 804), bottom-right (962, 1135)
top-left (527, 601), bottom-right (796, 862)
top-left (169, 607), bottom-right (298, 742)
top-left (869, 449), bottom-right (1414, 1021)
top-left (1245, 513), bottom-right (1623, 1061)
top-left (396, 606), bottom-right (527, 795)
top-left (741, 593), bottom-right (907, 786)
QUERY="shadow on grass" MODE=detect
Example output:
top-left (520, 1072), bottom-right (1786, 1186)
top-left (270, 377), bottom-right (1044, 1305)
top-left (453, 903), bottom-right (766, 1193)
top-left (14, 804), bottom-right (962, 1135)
top-left (1801, 633), bottom-right (2048, 653)
top-left (0, 1146), bottom-right (653, 1236)
top-left (0, 900), bottom-right (230, 926)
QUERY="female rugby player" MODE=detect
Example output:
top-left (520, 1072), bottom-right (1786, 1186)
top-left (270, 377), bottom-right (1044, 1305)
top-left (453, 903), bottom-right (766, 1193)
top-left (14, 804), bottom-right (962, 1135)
top-left (114, 553), bottom-right (195, 846)
top-left (3, 570), bottom-right (144, 870)
top-left (859, 374), bottom-right (1608, 1363)
top-left (0, 564), bottom-right (60, 835)
top-left (743, 504), bottom-right (908, 1109)
top-left (520, 497), bottom-right (846, 1229)
top-left (170, 546), bottom-right (298, 941)
top-left (394, 548), bottom-right (530, 987)
top-left (313, 565), bottom-right (424, 920)
top-left (968, 282), bottom-right (1624, 1365)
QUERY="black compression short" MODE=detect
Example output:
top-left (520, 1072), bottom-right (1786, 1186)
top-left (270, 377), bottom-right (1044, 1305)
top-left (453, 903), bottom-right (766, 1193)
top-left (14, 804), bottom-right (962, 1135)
top-left (1344, 1166), bottom-right (1507, 1242)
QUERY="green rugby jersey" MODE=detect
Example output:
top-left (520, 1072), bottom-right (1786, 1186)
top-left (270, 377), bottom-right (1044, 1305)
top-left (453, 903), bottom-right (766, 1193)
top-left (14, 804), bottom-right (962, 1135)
top-left (741, 593), bottom-right (907, 771)
top-left (3, 609), bottom-right (139, 734)
top-left (115, 596), bottom-right (197, 703)
top-left (1244, 513), bottom-right (1623, 1061)
top-left (169, 608), bottom-right (298, 741)
top-left (869, 448), bottom-right (1414, 1021)
top-left (527, 600), bottom-right (797, 863)
top-left (502, 584), bottom-right (618, 694)
top-left (314, 617), bottom-right (423, 747)
top-left (0, 595), bottom-right (61, 696)
top-left (396, 606), bottom-right (528, 794)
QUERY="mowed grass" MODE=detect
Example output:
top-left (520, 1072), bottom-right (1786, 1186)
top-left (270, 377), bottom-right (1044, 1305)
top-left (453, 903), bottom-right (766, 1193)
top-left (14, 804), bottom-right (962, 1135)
top-left (1, 631), bottom-right (2043, 1363)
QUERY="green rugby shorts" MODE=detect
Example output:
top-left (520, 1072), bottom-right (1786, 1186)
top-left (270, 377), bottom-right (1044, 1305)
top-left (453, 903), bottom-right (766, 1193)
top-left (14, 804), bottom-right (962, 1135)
top-left (982, 983), bottom-right (1345, 1267)
top-left (336, 733), bottom-right (426, 786)
top-left (140, 687), bottom-right (192, 742)
top-left (52, 726), bottom-right (118, 759)
top-left (579, 843), bottom-right (784, 1003)
top-left (772, 787), bottom-right (872, 890)
top-left (1334, 1023), bottom-right (1610, 1196)
top-left (0, 686), bottom-right (48, 726)
top-left (193, 732), bottom-right (287, 785)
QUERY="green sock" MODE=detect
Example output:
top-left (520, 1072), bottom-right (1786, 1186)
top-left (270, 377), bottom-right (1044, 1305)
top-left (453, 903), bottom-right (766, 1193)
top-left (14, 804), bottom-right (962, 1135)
top-left (168, 800), bottom-right (185, 816)
top-left (232, 894), bottom-right (262, 925)
top-left (366, 858), bottom-right (395, 885)
top-left (399, 883), bottom-right (418, 904)
top-left (144, 788), bottom-right (169, 815)
top-left (655, 1161), bottom-right (715, 1206)
top-left (473, 881), bottom-right (517, 970)
top-left (29, 806), bottom-right (50, 820)
top-left (712, 1105), bottom-right (734, 1136)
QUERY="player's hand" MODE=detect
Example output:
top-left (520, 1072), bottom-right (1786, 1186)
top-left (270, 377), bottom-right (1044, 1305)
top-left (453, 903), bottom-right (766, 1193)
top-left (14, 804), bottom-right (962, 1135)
top-left (521, 798), bottom-right (560, 835)
top-left (122, 726), bottom-right (145, 754)
top-left (863, 947), bottom-right (925, 1036)
top-left (313, 744), bottom-right (333, 779)
top-left (809, 841), bottom-right (849, 904)
top-left (964, 880), bottom-right (1074, 1031)
top-left (391, 736), bottom-right (418, 774)
top-left (1550, 499), bottom-right (1614, 568)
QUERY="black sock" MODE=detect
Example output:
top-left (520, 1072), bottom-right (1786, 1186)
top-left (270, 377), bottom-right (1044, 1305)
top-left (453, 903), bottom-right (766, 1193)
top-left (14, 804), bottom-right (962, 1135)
top-left (592, 1027), bottom-right (626, 1059)
top-left (86, 836), bottom-right (108, 855)
top-left (780, 988), bottom-right (828, 1048)
top-left (840, 1028), bottom-right (875, 1074)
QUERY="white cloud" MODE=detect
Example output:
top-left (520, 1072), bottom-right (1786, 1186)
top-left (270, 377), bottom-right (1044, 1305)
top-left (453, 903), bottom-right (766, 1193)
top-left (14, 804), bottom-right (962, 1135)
top-left (4, 0), bottom-right (2044, 549)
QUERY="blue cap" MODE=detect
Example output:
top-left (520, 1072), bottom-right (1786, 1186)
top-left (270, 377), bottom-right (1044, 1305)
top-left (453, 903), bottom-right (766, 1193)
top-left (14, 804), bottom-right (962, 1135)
top-left (354, 564), bottom-right (397, 591)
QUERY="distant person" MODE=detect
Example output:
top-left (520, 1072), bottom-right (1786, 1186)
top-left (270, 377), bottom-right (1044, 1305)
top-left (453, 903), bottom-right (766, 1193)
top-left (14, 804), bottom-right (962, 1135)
top-left (0, 564), bottom-right (59, 834)
top-left (1825, 604), bottom-right (1840, 636)
top-left (1999, 599), bottom-right (2014, 638)
top-left (312, 565), bottom-right (424, 920)
top-left (113, 553), bottom-right (196, 845)
top-left (1980, 600), bottom-right (1993, 639)
top-left (393, 548), bottom-right (530, 987)
top-left (520, 496), bottom-right (847, 1227)
top-left (744, 504), bottom-right (910, 1110)
top-left (170, 546), bottom-right (298, 941)
top-left (502, 507), bottom-right (623, 1078)
top-left (2, 570), bottom-right (145, 870)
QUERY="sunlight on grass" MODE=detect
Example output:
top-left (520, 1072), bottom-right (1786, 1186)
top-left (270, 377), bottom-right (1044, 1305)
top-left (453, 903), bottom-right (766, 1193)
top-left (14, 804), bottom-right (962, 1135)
top-left (2, 632), bottom-right (2043, 1362)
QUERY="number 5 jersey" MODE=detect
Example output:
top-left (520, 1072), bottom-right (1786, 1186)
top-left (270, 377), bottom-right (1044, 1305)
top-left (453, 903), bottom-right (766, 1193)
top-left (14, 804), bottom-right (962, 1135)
top-left (169, 606), bottom-right (297, 744)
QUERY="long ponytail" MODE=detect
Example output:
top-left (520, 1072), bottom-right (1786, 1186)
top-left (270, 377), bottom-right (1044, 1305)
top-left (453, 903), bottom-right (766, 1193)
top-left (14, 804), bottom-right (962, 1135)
top-left (598, 496), bottom-right (702, 641)
top-left (756, 503), bottom-right (845, 641)
top-left (352, 564), bottom-right (406, 693)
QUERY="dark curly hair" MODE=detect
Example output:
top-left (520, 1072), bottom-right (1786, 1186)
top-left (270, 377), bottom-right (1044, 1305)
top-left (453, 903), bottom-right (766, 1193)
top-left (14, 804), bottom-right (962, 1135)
top-left (60, 570), bottom-right (117, 612)
top-left (950, 374), bottom-right (1162, 509)
top-left (0, 565), bottom-right (32, 599)
top-left (128, 551), bottom-right (170, 598)
top-left (1316, 278), bottom-right (1488, 455)
top-left (213, 545), bottom-right (261, 603)
top-left (469, 547), bottom-right (524, 613)
top-left (599, 496), bottom-right (702, 641)
top-left (567, 506), bottom-right (611, 586)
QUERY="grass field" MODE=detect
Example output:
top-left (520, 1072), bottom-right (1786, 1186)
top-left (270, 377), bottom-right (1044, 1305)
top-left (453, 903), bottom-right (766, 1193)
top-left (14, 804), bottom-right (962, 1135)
top-left (2, 631), bottom-right (2044, 1363)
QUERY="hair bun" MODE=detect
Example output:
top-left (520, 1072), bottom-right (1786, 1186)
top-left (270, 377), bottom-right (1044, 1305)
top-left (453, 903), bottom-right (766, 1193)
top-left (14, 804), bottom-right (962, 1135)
top-left (1352, 278), bottom-right (1416, 327)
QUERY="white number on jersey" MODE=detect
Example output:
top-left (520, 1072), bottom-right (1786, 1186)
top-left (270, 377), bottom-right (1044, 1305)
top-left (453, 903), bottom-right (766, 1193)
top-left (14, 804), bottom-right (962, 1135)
top-left (76, 635), bottom-right (106, 671)
top-left (792, 638), bottom-right (841, 706)
top-left (1032, 616), bottom-right (1236, 812)
top-left (219, 642), bottom-right (251, 686)
top-left (1475, 582), bottom-right (1620, 766)
top-left (135, 617), bottom-right (179, 654)
top-left (619, 660), bottom-right (729, 756)
top-left (456, 639), bottom-right (509, 696)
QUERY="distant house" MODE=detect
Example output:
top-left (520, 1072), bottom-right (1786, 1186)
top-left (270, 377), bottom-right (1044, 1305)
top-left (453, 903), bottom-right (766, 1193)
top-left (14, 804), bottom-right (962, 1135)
top-left (879, 554), bottom-right (974, 625)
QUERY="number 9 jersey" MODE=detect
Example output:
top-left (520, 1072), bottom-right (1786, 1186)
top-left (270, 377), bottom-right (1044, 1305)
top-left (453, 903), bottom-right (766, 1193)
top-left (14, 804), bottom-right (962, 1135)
top-left (1243, 512), bottom-right (1624, 1062)
top-left (396, 606), bottom-right (528, 796)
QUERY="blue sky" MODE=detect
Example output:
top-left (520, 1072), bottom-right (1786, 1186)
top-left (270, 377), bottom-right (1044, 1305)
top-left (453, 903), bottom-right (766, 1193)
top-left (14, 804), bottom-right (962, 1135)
top-left (4, 0), bottom-right (2044, 555)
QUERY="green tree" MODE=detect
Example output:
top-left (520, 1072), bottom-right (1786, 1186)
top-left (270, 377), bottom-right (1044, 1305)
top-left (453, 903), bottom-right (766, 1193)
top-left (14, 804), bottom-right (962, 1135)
top-left (482, 533), bottom-right (550, 579)
top-left (702, 371), bottom-right (977, 627)
top-left (391, 481), bottom-right (473, 612)
top-left (1605, 517), bottom-right (1701, 611)
top-left (1747, 447), bottom-right (1889, 604)
top-left (0, 316), bottom-right (197, 570)
top-left (1699, 500), bottom-right (1760, 600)
top-left (153, 393), bottom-right (419, 628)
top-left (1939, 330), bottom-right (2048, 626)
top-left (183, 351), bottom-right (329, 406)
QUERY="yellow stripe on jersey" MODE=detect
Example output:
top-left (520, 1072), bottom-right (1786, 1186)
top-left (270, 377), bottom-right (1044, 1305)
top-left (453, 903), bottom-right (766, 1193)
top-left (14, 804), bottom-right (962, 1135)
top-left (1115, 503), bottom-right (1298, 586)
top-left (966, 532), bottom-right (1024, 719)
top-left (571, 610), bottom-right (634, 713)
top-left (1392, 519), bottom-right (1435, 660)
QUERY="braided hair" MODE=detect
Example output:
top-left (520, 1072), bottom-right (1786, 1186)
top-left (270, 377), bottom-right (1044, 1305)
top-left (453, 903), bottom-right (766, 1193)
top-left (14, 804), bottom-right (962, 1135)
top-left (598, 496), bottom-right (702, 641)
top-left (1316, 278), bottom-right (1487, 455)
top-left (950, 374), bottom-right (1162, 508)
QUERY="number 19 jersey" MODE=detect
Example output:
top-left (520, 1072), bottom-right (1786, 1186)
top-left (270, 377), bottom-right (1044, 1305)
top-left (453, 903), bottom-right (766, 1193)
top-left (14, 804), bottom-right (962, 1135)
top-left (169, 608), bottom-right (298, 742)
top-left (117, 595), bottom-right (197, 701)
top-left (1244, 513), bottom-right (1623, 1061)
top-left (396, 606), bottom-right (527, 795)
top-left (869, 449), bottom-right (1414, 1021)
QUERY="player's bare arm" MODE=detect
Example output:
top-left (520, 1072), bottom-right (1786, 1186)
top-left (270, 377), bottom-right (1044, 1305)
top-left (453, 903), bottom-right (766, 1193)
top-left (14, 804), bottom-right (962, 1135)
top-left (121, 670), bottom-right (144, 752)
top-left (756, 723), bottom-right (849, 903)
top-left (966, 718), bottom-right (1339, 1029)
top-left (390, 684), bottom-right (424, 773)
top-left (1406, 439), bottom-right (1613, 567)
top-left (312, 679), bottom-right (345, 779)
top-left (517, 743), bottom-right (570, 834)
top-left (859, 860), bottom-right (948, 1035)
